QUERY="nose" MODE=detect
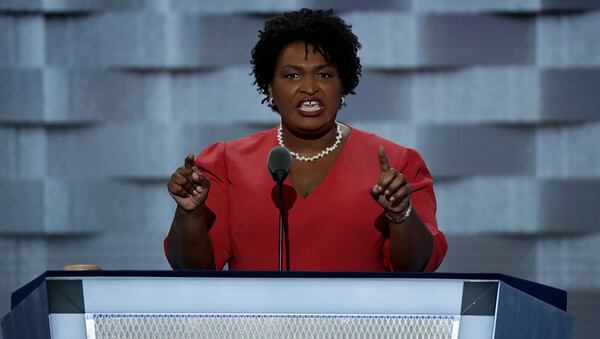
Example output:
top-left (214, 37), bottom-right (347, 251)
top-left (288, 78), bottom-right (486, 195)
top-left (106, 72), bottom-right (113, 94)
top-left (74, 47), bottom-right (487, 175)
top-left (299, 77), bottom-right (318, 96)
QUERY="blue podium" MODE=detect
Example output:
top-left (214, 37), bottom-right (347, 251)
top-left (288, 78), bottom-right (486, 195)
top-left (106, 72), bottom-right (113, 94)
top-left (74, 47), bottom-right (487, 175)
top-left (1, 271), bottom-right (572, 338)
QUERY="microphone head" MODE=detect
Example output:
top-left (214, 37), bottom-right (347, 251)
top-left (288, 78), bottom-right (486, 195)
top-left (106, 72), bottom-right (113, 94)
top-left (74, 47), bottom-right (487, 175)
top-left (267, 146), bottom-right (291, 183)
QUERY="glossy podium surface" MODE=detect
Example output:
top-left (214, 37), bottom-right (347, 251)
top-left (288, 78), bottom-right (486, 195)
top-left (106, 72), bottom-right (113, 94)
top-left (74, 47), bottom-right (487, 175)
top-left (1, 271), bottom-right (572, 339)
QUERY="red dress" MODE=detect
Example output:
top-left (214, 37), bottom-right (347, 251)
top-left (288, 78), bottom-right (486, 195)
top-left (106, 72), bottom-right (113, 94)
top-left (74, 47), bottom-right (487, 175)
top-left (165, 126), bottom-right (447, 272)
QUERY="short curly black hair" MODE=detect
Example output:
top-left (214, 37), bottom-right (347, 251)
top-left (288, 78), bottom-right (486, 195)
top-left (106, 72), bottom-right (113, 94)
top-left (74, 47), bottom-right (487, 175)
top-left (251, 9), bottom-right (362, 104)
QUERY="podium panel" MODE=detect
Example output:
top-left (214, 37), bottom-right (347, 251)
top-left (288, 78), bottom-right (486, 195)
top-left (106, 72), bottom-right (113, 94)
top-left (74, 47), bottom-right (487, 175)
top-left (1, 271), bottom-right (572, 339)
top-left (86, 313), bottom-right (457, 338)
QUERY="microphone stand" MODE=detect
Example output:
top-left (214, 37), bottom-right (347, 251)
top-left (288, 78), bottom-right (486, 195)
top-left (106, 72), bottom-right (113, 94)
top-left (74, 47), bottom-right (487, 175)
top-left (277, 179), bottom-right (285, 271)
top-left (267, 146), bottom-right (291, 272)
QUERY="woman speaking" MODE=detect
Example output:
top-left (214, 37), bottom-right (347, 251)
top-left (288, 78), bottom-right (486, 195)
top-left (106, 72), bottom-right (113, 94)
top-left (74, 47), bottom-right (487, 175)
top-left (165, 9), bottom-right (447, 272)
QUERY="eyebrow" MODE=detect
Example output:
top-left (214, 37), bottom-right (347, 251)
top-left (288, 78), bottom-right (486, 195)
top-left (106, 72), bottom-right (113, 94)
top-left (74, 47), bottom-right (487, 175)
top-left (280, 64), bottom-right (334, 71)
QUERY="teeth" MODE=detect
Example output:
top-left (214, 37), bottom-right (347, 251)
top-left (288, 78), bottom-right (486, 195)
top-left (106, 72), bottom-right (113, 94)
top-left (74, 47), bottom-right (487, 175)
top-left (300, 100), bottom-right (320, 107)
top-left (299, 100), bottom-right (322, 112)
top-left (300, 105), bottom-right (321, 112)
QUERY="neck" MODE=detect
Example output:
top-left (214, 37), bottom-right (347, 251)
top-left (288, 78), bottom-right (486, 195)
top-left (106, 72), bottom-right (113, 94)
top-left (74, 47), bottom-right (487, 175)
top-left (280, 122), bottom-right (339, 154)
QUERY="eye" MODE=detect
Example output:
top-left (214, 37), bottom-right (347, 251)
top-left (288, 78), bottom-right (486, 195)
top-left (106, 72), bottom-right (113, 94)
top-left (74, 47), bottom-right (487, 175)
top-left (317, 72), bottom-right (333, 78)
top-left (284, 73), bottom-right (301, 79)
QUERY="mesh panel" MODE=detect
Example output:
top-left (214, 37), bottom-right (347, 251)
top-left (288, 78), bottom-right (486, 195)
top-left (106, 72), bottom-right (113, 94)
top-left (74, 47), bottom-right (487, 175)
top-left (86, 313), bottom-right (458, 339)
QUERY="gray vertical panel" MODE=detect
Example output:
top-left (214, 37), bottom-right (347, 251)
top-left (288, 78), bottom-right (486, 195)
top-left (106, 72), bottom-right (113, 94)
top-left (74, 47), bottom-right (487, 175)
top-left (0, 0), bottom-right (42, 11)
top-left (438, 235), bottom-right (537, 280)
top-left (170, 14), bottom-right (263, 67)
top-left (538, 180), bottom-right (600, 232)
top-left (170, 68), bottom-right (270, 123)
top-left (542, 0), bottom-right (600, 10)
top-left (537, 11), bottom-right (600, 67)
top-left (344, 70), bottom-right (411, 121)
top-left (9, 128), bottom-right (48, 178)
top-left (412, 67), bottom-right (540, 124)
top-left (411, 0), bottom-right (539, 13)
top-left (0, 70), bottom-right (44, 122)
top-left (344, 12), bottom-right (418, 68)
top-left (566, 290), bottom-right (600, 339)
top-left (535, 122), bottom-right (600, 178)
top-left (0, 14), bottom-right (44, 67)
top-left (0, 180), bottom-right (45, 233)
top-left (417, 125), bottom-right (535, 176)
top-left (170, 0), bottom-right (297, 13)
top-left (435, 178), bottom-right (538, 233)
top-left (45, 12), bottom-right (168, 67)
top-left (541, 69), bottom-right (600, 121)
top-left (0, 239), bottom-right (19, 322)
top-left (536, 233), bottom-right (600, 290)
top-left (420, 15), bottom-right (535, 66)
top-left (46, 229), bottom-right (171, 269)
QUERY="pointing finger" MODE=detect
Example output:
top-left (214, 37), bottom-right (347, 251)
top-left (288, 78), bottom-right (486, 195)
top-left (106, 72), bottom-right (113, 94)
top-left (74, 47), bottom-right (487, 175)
top-left (184, 153), bottom-right (195, 168)
top-left (378, 146), bottom-right (390, 172)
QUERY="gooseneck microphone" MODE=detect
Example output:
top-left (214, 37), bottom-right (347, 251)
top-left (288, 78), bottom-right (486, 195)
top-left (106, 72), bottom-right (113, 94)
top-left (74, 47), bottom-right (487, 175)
top-left (267, 146), bottom-right (291, 271)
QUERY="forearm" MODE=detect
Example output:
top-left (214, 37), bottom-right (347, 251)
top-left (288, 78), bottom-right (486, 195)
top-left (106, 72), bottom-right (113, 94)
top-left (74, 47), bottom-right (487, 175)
top-left (388, 210), bottom-right (433, 272)
top-left (167, 206), bottom-right (215, 269)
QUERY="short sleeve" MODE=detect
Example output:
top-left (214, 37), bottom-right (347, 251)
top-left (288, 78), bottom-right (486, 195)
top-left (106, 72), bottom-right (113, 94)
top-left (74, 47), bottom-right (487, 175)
top-left (196, 142), bottom-right (232, 269)
top-left (382, 148), bottom-right (448, 272)
top-left (164, 141), bottom-right (232, 270)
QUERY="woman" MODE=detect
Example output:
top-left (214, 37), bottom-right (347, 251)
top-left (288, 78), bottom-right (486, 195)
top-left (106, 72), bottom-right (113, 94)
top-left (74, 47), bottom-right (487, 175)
top-left (165, 9), bottom-right (447, 272)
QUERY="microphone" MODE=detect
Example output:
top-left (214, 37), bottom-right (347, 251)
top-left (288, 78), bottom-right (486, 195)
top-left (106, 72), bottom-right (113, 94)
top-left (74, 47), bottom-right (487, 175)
top-left (267, 146), bottom-right (291, 183)
top-left (267, 146), bottom-right (291, 271)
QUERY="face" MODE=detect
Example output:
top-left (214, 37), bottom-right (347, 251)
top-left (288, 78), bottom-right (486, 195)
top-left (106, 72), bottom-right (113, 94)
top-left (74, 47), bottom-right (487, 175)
top-left (269, 41), bottom-right (344, 135)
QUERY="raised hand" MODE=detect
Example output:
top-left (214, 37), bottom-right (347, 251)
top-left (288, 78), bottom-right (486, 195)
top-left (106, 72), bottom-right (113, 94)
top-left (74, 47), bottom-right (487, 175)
top-left (371, 146), bottom-right (412, 217)
top-left (167, 154), bottom-right (211, 211)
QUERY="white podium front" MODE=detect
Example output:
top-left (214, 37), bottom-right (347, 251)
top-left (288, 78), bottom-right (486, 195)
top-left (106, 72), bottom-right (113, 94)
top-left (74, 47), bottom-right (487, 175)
top-left (1, 271), bottom-right (572, 339)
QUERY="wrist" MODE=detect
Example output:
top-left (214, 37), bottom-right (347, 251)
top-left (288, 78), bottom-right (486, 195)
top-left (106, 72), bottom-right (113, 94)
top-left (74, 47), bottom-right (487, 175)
top-left (384, 202), bottom-right (412, 224)
top-left (177, 204), bottom-right (205, 218)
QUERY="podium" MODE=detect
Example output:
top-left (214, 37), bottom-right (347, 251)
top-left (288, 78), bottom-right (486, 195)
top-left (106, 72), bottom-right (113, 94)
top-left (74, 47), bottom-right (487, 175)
top-left (1, 271), bottom-right (572, 339)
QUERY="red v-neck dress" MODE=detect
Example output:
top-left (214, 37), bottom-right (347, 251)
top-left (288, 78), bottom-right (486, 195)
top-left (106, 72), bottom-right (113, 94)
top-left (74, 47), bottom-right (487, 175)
top-left (165, 126), bottom-right (447, 272)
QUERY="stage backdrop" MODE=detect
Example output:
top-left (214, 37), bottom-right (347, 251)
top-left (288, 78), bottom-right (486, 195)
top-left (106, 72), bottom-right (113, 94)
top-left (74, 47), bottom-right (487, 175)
top-left (1, 1), bottom-right (600, 338)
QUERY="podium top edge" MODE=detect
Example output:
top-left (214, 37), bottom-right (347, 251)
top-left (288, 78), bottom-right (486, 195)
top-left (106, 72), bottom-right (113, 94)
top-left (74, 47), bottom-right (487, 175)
top-left (10, 270), bottom-right (567, 312)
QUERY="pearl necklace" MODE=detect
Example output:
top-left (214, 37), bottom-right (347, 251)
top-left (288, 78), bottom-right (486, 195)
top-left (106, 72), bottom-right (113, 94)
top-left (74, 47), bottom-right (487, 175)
top-left (277, 123), bottom-right (343, 162)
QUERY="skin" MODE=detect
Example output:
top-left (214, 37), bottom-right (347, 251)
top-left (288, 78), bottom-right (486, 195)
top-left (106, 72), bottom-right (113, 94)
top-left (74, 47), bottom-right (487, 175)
top-left (268, 41), bottom-right (349, 198)
top-left (166, 41), bottom-right (433, 271)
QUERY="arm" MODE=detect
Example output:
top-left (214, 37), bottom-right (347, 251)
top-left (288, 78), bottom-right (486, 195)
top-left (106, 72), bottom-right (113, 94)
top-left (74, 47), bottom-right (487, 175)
top-left (372, 147), bottom-right (442, 272)
top-left (166, 205), bottom-right (215, 269)
top-left (387, 206), bottom-right (433, 271)
top-left (165, 154), bottom-right (215, 269)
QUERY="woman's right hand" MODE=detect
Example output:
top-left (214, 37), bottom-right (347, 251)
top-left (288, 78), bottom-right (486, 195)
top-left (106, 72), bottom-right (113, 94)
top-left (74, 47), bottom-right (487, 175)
top-left (167, 154), bottom-right (211, 211)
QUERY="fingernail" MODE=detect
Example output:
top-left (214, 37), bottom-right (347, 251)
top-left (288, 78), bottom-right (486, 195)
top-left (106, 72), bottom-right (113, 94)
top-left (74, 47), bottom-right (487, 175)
top-left (390, 196), bottom-right (395, 201)
top-left (385, 190), bottom-right (390, 195)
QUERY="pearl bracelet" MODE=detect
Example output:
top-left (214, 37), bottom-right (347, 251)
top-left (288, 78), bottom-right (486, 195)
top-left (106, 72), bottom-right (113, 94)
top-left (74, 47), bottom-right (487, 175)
top-left (384, 202), bottom-right (412, 224)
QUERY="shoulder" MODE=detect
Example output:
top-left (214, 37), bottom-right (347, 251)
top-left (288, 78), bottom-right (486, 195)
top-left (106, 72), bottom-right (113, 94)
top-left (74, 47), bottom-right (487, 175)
top-left (225, 128), bottom-right (276, 152)
top-left (195, 128), bottom-right (276, 170)
top-left (198, 128), bottom-right (276, 158)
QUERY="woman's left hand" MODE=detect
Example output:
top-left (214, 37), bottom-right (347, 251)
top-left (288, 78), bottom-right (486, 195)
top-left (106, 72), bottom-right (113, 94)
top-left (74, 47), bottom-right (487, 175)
top-left (371, 147), bottom-right (411, 215)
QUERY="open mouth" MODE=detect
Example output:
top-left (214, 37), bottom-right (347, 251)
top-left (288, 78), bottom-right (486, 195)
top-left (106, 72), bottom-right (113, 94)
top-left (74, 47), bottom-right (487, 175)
top-left (298, 100), bottom-right (323, 114)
